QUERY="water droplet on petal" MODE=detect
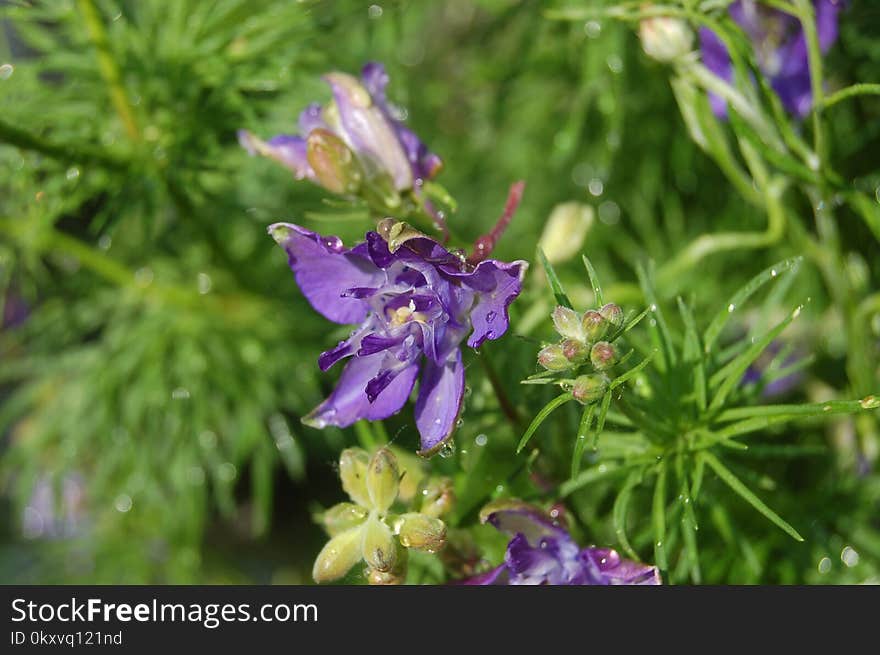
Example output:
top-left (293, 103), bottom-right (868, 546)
top-left (485, 310), bottom-right (497, 324)
top-left (438, 440), bottom-right (456, 458)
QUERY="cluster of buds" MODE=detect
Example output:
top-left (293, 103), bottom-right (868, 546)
top-left (313, 447), bottom-right (453, 584)
top-left (239, 62), bottom-right (443, 218)
top-left (537, 302), bottom-right (625, 405)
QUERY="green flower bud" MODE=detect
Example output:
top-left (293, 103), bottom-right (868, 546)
top-left (361, 515), bottom-right (397, 573)
top-left (339, 448), bottom-right (371, 507)
top-left (321, 502), bottom-right (368, 536)
top-left (312, 526), bottom-right (364, 583)
top-left (590, 341), bottom-right (618, 371)
top-left (366, 447), bottom-right (400, 514)
top-left (397, 512), bottom-right (447, 553)
top-left (306, 128), bottom-right (362, 195)
top-left (538, 202), bottom-right (594, 265)
top-left (639, 16), bottom-right (694, 63)
top-left (419, 477), bottom-right (455, 518)
top-left (571, 374), bottom-right (608, 405)
top-left (562, 338), bottom-right (589, 364)
top-left (538, 344), bottom-right (570, 371)
top-left (599, 302), bottom-right (624, 330)
top-left (367, 544), bottom-right (408, 585)
top-left (581, 310), bottom-right (608, 342)
top-left (551, 306), bottom-right (585, 341)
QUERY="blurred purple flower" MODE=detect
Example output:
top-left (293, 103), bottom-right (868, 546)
top-left (699, 0), bottom-right (844, 118)
top-left (2, 289), bottom-right (28, 329)
top-left (22, 474), bottom-right (87, 540)
top-left (459, 500), bottom-right (661, 585)
top-left (270, 220), bottom-right (526, 455)
top-left (239, 62), bottom-right (442, 195)
top-left (741, 341), bottom-right (805, 398)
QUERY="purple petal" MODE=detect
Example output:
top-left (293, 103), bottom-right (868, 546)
top-left (815, 0), bottom-right (843, 52)
top-left (582, 548), bottom-right (662, 585)
top-left (453, 565), bottom-right (508, 585)
top-left (303, 353), bottom-right (419, 429)
top-left (269, 223), bottom-right (383, 325)
top-left (239, 131), bottom-right (314, 180)
top-left (361, 62), bottom-right (443, 182)
top-left (460, 259), bottom-right (527, 349)
top-left (478, 499), bottom-right (570, 543)
top-left (324, 72), bottom-right (413, 190)
top-left (298, 102), bottom-right (327, 135)
top-left (414, 349), bottom-right (464, 455)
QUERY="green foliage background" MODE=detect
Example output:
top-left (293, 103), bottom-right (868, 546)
top-left (1, 0), bottom-right (879, 584)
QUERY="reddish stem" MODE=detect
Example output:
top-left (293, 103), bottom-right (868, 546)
top-left (467, 180), bottom-right (525, 265)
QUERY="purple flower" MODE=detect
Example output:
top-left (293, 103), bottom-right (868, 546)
top-left (270, 219), bottom-right (527, 455)
top-left (459, 499), bottom-right (661, 585)
top-left (741, 341), bottom-right (805, 398)
top-left (239, 62), bottom-right (442, 197)
top-left (699, 0), bottom-right (844, 118)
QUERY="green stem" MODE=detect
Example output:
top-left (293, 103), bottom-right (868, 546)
top-left (77, 0), bottom-right (142, 144)
top-left (820, 83), bottom-right (880, 110)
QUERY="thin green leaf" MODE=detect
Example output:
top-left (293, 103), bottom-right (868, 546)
top-left (703, 257), bottom-right (802, 352)
top-left (610, 350), bottom-right (657, 390)
top-left (652, 460), bottom-right (669, 570)
top-left (570, 403), bottom-right (595, 478)
top-left (678, 296), bottom-right (706, 411)
top-left (537, 247), bottom-right (572, 309)
top-left (582, 254), bottom-right (603, 306)
top-left (709, 303), bottom-right (805, 410)
top-left (701, 452), bottom-right (803, 541)
top-left (613, 469), bottom-right (643, 561)
top-left (636, 261), bottom-right (676, 369)
top-left (516, 392), bottom-right (572, 453)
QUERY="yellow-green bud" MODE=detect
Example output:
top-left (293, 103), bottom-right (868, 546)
top-left (551, 306), bottom-right (585, 341)
top-left (538, 202), bottom-right (594, 264)
top-left (599, 303), bottom-right (624, 330)
top-left (339, 448), bottom-right (371, 507)
top-left (361, 515), bottom-right (397, 573)
top-left (562, 338), bottom-right (589, 364)
top-left (639, 16), bottom-right (694, 63)
top-left (312, 526), bottom-right (364, 583)
top-left (590, 341), bottom-right (618, 371)
top-left (306, 128), bottom-right (362, 194)
top-left (397, 513), bottom-right (447, 553)
top-left (581, 310), bottom-right (608, 342)
top-left (366, 447), bottom-right (400, 514)
top-left (367, 544), bottom-right (408, 585)
top-left (419, 477), bottom-right (455, 518)
top-left (538, 344), bottom-right (570, 371)
top-left (322, 502), bottom-right (368, 536)
top-left (571, 374), bottom-right (608, 405)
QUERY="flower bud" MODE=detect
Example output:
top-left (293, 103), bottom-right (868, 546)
top-left (581, 310), bottom-right (608, 342)
top-left (322, 502), bottom-right (368, 536)
top-left (306, 128), bottom-right (362, 194)
top-left (367, 544), bottom-right (408, 585)
top-left (419, 477), bottom-right (455, 518)
top-left (538, 202), bottom-right (594, 264)
top-left (571, 374), bottom-right (608, 405)
top-left (590, 341), bottom-right (618, 371)
top-left (599, 303), bottom-right (624, 330)
top-left (361, 515), bottom-right (397, 573)
top-left (397, 512), bottom-right (447, 553)
top-left (366, 447), bottom-right (400, 514)
top-left (639, 16), bottom-right (694, 63)
top-left (562, 338), bottom-right (589, 364)
top-left (552, 306), bottom-right (585, 341)
top-left (339, 448), bottom-right (371, 507)
top-left (312, 526), bottom-right (364, 583)
top-left (538, 344), bottom-right (570, 371)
